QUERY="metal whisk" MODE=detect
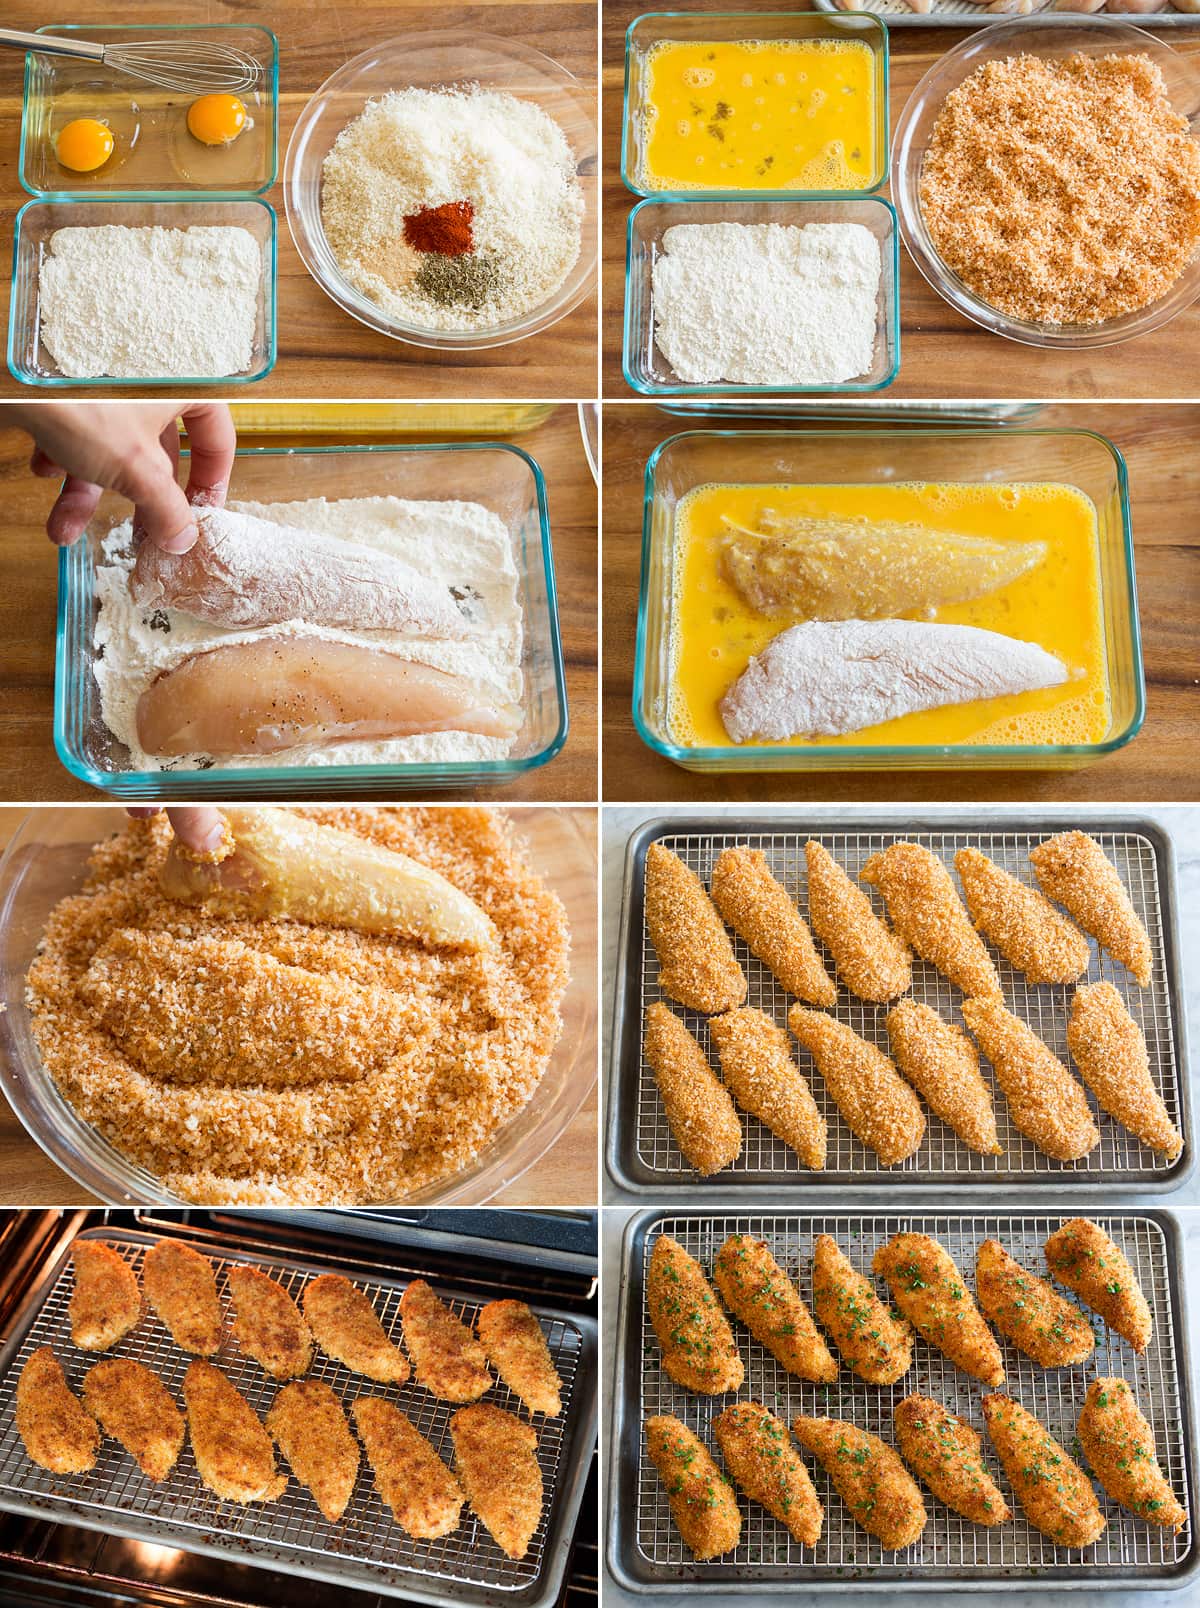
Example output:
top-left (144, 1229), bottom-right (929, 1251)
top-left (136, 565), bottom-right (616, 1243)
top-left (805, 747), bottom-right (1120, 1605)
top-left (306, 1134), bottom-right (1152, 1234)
top-left (0, 29), bottom-right (261, 95)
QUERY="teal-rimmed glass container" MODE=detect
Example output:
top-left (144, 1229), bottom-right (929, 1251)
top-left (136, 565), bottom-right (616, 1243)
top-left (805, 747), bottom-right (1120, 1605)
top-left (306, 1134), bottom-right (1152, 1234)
top-left (633, 427), bottom-right (1144, 772)
top-left (623, 194), bottom-right (900, 395)
top-left (55, 442), bottom-right (568, 799)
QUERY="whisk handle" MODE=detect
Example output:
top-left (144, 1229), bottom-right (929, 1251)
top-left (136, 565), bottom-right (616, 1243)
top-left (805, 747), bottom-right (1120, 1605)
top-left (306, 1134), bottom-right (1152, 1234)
top-left (0, 29), bottom-right (106, 64)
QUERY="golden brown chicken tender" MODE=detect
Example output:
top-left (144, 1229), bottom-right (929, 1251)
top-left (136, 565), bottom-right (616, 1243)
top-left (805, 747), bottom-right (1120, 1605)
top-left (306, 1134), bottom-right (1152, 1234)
top-left (82, 1358), bottom-right (183, 1482)
top-left (302, 1274), bottom-right (409, 1383)
top-left (644, 1002), bottom-right (742, 1177)
top-left (804, 840), bottom-right (911, 1003)
top-left (399, 1280), bottom-right (492, 1402)
top-left (885, 1000), bottom-right (1000, 1156)
top-left (788, 1007), bottom-right (924, 1167)
top-left (873, 1233), bottom-right (1004, 1386)
top-left (955, 848), bottom-right (1091, 984)
top-left (711, 847), bottom-right (836, 1005)
top-left (792, 1415), bottom-right (927, 1550)
top-left (183, 1360), bottom-right (285, 1504)
top-left (860, 843), bottom-right (1001, 998)
top-left (268, 1379), bottom-right (360, 1523)
top-left (451, 1403), bottom-right (543, 1560)
top-left (1043, 1219), bottom-right (1152, 1353)
top-left (142, 1240), bottom-right (223, 1355)
top-left (982, 1393), bottom-right (1105, 1548)
top-left (70, 1241), bottom-right (141, 1352)
top-left (647, 1235), bottom-right (743, 1394)
top-left (811, 1234), bottom-right (912, 1386)
top-left (645, 1415), bottom-right (741, 1561)
top-left (1078, 1377), bottom-right (1187, 1529)
top-left (713, 1401), bottom-right (823, 1545)
top-left (975, 1239), bottom-right (1094, 1369)
top-left (1068, 983), bottom-right (1182, 1159)
top-left (476, 1299), bottom-right (562, 1416)
top-left (354, 1396), bottom-right (464, 1538)
top-left (713, 1235), bottom-right (837, 1382)
top-left (893, 1394), bottom-right (1009, 1526)
top-left (710, 1007), bottom-right (826, 1170)
top-left (228, 1266), bottom-right (312, 1379)
top-left (1030, 831), bottom-right (1152, 987)
top-left (961, 997), bottom-right (1099, 1163)
top-left (16, 1347), bottom-right (99, 1474)
top-left (645, 843), bottom-right (746, 1014)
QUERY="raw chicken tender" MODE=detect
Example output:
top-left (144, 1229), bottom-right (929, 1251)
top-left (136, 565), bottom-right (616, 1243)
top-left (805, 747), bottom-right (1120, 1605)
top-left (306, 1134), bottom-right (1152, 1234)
top-left (644, 1002), bottom-right (743, 1177)
top-left (645, 1415), bottom-right (741, 1560)
top-left (1067, 983), bottom-right (1182, 1158)
top-left (788, 1006), bottom-right (924, 1166)
top-left (961, 997), bottom-right (1099, 1162)
top-left (792, 1415), bottom-right (927, 1550)
top-left (861, 842), bottom-right (1002, 999)
top-left (885, 1000), bottom-right (1000, 1155)
top-left (713, 1234), bottom-right (837, 1381)
top-left (644, 842), bottom-right (746, 1014)
top-left (804, 840), bottom-right (911, 1003)
top-left (714, 1401), bottom-right (823, 1545)
top-left (647, 1235), bottom-right (743, 1395)
top-left (955, 847), bottom-right (1091, 984)
top-left (710, 846), bottom-right (836, 1004)
top-left (709, 1006), bottom-right (826, 1170)
top-left (1030, 831), bottom-right (1153, 986)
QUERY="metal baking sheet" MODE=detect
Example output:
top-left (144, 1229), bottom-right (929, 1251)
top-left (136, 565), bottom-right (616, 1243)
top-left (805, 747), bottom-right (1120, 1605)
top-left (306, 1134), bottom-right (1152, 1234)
top-left (607, 1208), bottom-right (1198, 1591)
top-left (607, 815), bottom-right (1191, 1196)
top-left (0, 1227), bottom-right (598, 1608)
top-left (811, 4), bottom-right (1200, 28)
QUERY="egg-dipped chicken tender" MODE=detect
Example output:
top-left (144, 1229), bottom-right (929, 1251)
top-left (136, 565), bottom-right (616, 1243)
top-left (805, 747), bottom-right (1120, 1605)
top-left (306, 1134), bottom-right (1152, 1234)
top-left (792, 1415), bottom-right (927, 1550)
top-left (982, 1393), bottom-right (1106, 1548)
top-left (713, 1234), bottom-right (837, 1382)
top-left (646, 1415), bottom-right (741, 1560)
top-left (647, 1235), bottom-right (743, 1394)
top-left (893, 1394), bottom-right (1009, 1527)
top-left (975, 1239), bottom-right (1094, 1369)
top-left (714, 1401), bottom-right (823, 1545)
top-left (1078, 1378), bottom-right (1187, 1530)
top-left (811, 1234), bottom-right (912, 1386)
top-left (874, 1233), bottom-right (1004, 1386)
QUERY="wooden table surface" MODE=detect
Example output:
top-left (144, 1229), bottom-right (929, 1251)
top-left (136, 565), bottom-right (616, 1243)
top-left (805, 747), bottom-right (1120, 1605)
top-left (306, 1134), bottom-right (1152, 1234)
top-left (601, 1), bottom-right (1200, 399)
top-left (601, 401), bottom-right (1200, 802)
top-left (0, 0), bottom-right (599, 400)
top-left (0, 404), bottom-right (598, 801)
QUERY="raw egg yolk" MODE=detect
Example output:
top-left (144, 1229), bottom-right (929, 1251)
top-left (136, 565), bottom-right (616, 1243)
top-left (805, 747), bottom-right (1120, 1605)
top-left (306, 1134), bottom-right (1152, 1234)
top-left (187, 94), bottom-right (247, 146)
top-left (56, 118), bottom-right (114, 173)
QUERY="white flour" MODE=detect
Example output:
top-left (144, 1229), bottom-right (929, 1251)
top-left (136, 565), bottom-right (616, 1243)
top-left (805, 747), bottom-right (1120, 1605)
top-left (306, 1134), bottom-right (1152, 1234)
top-left (39, 225), bottom-right (262, 379)
top-left (651, 221), bottom-right (881, 386)
top-left (94, 495), bottom-right (523, 770)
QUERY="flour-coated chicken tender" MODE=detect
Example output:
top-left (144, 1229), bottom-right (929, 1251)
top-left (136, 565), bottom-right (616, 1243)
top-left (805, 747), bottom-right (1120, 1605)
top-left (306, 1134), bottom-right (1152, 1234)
top-left (710, 1007), bottom-right (826, 1170)
top-left (885, 999), bottom-right (1000, 1155)
top-left (645, 843), bottom-right (746, 1014)
top-left (1067, 983), bottom-right (1182, 1159)
top-left (1030, 831), bottom-right (1152, 986)
top-left (788, 1006), bottom-right (924, 1166)
top-left (893, 1393), bottom-right (1009, 1526)
top-left (711, 846), bottom-right (836, 1005)
top-left (16, 1347), bottom-right (99, 1474)
top-left (644, 1002), bottom-right (742, 1177)
top-left (1078, 1377), bottom-right (1187, 1530)
top-left (961, 997), bottom-right (1099, 1162)
top-left (1043, 1219), bottom-right (1152, 1353)
top-left (975, 1239), bottom-right (1094, 1369)
top-left (713, 1234), bottom-right (837, 1382)
top-left (811, 1234), bottom-right (912, 1386)
top-left (860, 842), bottom-right (1002, 998)
top-left (792, 1415), bottom-right (927, 1550)
top-left (647, 1235), bottom-right (743, 1394)
top-left (70, 1241), bottom-right (141, 1352)
top-left (646, 1415), bottom-right (741, 1560)
top-left (873, 1233), bottom-right (1004, 1387)
top-left (983, 1393), bottom-right (1105, 1548)
top-left (955, 847), bottom-right (1090, 984)
top-left (804, 840), bottom-right (911, 1003)
top-left (714, 1401), bottom-right (823, 1545)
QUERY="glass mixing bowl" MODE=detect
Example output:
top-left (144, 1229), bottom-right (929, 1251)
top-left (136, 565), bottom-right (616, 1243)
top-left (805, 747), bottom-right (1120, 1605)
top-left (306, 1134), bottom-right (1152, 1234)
top-left (284, 32), bottom-right (598, 351)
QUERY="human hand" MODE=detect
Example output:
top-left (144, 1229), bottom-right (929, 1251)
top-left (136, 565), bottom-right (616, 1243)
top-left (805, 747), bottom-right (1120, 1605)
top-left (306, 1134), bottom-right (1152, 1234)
top-left (127, 807), bottom-right (226, 856)
top-left (12, 401), bottom-right (236, 552)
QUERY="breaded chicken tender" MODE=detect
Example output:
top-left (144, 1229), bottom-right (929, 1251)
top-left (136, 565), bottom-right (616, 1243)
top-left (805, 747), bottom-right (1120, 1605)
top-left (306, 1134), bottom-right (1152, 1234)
top-left (982, 1393), bottom-right (1105, 1548)
top-left (792, 1415), bottom-right (927, 1550)
top-left (713, 1234), bottom-right (837, 1382)
top-left (16, 1347), bottom-right (99, 1474)
top-left (354, 1396), bottom-right (464, 1538)
top-left (302, 1273), bottom-right (409, 1383)
top-left (228, 1266), bottom-right (313, 1379)
top-left (873, 1233), bottom-right (1004, 1386)
top-left (451, 1403), bottom-right (543, 1559)
top-left (646, 1414), bottom-right (741, 1560)
top-left (269, 1378), bottom-right (360, 1523)
top-left (710, 847), bottom-right (836, 1005)
top-left (644, 1002), bottom-right (742, 1177)
top-left (143, 1240), bottom-right (223, 1355)
top-left (70, 1241), bottom-right (141, 1351)
top-left (1030, 832), bottom-right (1152, 986)
top-left (955, 848), bottom-right (1090, 984)
top-left (860, 842), bottom-right (1002, 998)
top-left (788, 1007), bottom-right (924, 1166)
top-left (647, 1235), bottom-right (743, 1394)
top-left (1044, 1219), bottom-right (1152, 1353)
top-left (961, 997), bottom-right (1099, 1162)
top-left (975, 1239), bottom-right (1094, 1369)
top-left (645, 843), bottom-right (746, 1014)
top-left (804, 840), bottom-right (911, 1003)
top-left (885, 999), bottom-right (1000, 1155)
top-left (183, 1360), bottom-right (285, 1504)
top-left (1068, 983), bottom-right (1182, 1159)
top-left (82, 1358), bottom-right (183, 1481)
top-left (1078, 1377), bottom-right (1187, 1530)
top-left (399, 1279), bottom-right (492, 1402)
top-left (710, 1007), bottom-right (826, 1170)
top-left (811, 1234), bottom-right (912, 1386)
top-left (714, 1401), bottom-right (823, 1545)
top-left (476, 1299), bottom-right (562, 1416)
top-left (893, 1394), bottom-right (1009, 1526)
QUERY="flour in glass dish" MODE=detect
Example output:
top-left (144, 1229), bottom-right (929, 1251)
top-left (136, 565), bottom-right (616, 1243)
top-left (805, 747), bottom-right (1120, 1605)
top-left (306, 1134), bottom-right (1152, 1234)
top-left (93, 494), bottom-right (523, 770)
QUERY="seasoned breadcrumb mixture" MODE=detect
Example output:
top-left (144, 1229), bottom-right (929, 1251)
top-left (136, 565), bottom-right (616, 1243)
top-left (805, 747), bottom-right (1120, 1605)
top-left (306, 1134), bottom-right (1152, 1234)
top-left (920, 52), bottom-right (1200, 326)
top-left (25, 809), bottom-right (568, 1205)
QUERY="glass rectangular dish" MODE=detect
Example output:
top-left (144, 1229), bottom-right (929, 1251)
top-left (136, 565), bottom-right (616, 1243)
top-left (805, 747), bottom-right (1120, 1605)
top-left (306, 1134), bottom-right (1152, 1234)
top-left (633, 427), bottom-right (1144, 772)
top-left (54, 443), bottom-right (568, 800)
top-left (623, 195), bottom-right (900, 395)
top-left (621, 11), bottom-right (890, 197)
top-left (8, 196), bottom-right (277, 387)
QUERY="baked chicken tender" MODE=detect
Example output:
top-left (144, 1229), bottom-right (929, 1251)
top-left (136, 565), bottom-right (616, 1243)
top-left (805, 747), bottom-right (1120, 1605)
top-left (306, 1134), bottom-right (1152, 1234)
top-left (1068, 983), bottom-right (1182, 1159)
top-left (268, 1378), bottom-right (359, 1523)
top-left (873, 1233), bottom-right (1004, 1386)
top-left (301, 1273), bottom-right (409, 1383)
top-left (647, 1234), bottom-right (743, 1394)
top-left (788, 1006), bottom-right (924, 1167)
top-left (228, 1266), bottom-right (313, 1379)
top-left (645, 1414), bottom-right (742, 1560)
top-left (811, 1234), bottom-right (913, 1386)
top-left (1030, 831), bottom-right (1153, 987)
top-left (451, 1402), bottom-right (543, 1560)
top-left (644, 1002), bottom-right (742, 1177)
top-left (1078, 1377), bottom-right (1187, 1530)
top-left (713, 1234), bottom-right (837, 1382)
top-left (1044, 1219), bottom-right (1152, 1353)
top-left (792, 1415), bottom-right (927, 1550)
top-left (70, 1241), bottom-right (141, 1351)
top-left (975, 1239), bottom-right (1094, 1369)
top-left (399, 1279), bottom-right (492, 1402)
top-left (16, 1347), bottom-right (99, 1474)
top-left (476, 1299), bottom-right (562, 1416)
top-left (354, 1396), bottom-right (464, 1538)
top-left (714, 1401), bottom-right (823, 1545)
top-left (710, 846), bottom-right (836, 1005)
top-left (861, 843), bottom-right (1002, 998)
top-left (645, 843), bottom-right (747, 1014)
top-left (982, 1392), bottom-right (1105, 1548)
top-left (710, 1007), bottom-right (826, 1170)
top-left (955, 848), bottom-right (1090, 984)
top-left (893, 1393), bottom-right (1010, 1526)
top-left (82, 1358), bottom-right (183, 1482)
top-left (804, 840), bottom-right (912, 1003)
top-left (143, 1239), bottom-right (223, 1355)
top-left (183, 1360), bottom-right (285, 1504)
top-left (961, 996), bottom-right (1099, 1162)
top-left (885, 999), bottom-right (1000, 1156)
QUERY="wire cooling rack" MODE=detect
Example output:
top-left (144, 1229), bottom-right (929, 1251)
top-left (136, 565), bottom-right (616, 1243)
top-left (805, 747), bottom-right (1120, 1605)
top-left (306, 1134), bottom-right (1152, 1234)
top-left (0, 1230), bottom-right (587, 1602)
top-left (612, 822), bottom-right (1187, 1191)
top-left (614, 1210), bottom-right (1195, 1588)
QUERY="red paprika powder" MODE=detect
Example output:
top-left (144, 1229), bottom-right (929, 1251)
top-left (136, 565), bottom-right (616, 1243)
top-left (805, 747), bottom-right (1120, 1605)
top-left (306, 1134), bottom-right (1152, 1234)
top-left (403, 200), bottom-right (475, 258)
